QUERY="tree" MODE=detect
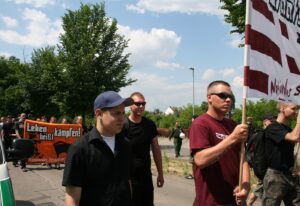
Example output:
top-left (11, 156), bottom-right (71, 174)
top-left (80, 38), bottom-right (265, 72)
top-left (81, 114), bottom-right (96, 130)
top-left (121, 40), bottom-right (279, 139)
top-left (58, 3), bottom-right (135, 118)
top-left (19, 46), bottom-right (64, 117)
top-left (0, 56), bottom-right (27, 116)
top-left (232, 99), bottom-right (277, 129)
top-left (220, 0), bottom-right (246, 46)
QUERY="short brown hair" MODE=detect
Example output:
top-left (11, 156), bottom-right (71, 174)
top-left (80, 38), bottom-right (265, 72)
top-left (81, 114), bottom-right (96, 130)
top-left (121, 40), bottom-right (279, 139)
top-left (207, 80), bottom-right (231, 94)
top-left (130, 92), bottom-right (145, 99)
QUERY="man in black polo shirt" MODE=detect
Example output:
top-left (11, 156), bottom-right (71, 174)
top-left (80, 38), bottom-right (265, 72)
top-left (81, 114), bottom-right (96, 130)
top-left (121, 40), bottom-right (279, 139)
top-left (62, 91), bottom-right (133, 206)
top-left (263, 102), bottom-right (300, 205)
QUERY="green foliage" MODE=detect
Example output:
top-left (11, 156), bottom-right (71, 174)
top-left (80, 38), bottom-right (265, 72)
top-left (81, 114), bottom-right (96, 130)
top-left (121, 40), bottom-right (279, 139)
top-left (159, 115), bottom-right (177, 129)
top-left (220, 0), bottom-right (246, 46)
top-left (0, 56), bottom-right (28, 116)
top-left (177, 103), bottom-right (207, 128)
top-left (19, 46), bottom-right (63, 117)
top-left (58, 3), bottom-right (136, 117)
top-left (232, 99), bottom-right (278, 129)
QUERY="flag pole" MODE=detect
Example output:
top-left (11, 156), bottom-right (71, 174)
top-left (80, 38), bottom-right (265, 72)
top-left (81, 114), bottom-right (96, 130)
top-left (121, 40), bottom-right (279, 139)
top-left (239, 0), bottom-right (251, 190)
top-left (294, 143), bottom-right (300, 171)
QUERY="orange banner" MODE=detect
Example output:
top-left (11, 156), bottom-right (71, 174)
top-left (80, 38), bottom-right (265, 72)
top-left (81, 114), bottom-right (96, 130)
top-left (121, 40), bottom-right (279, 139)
top-left (24, 120), bottom-right (82, 164)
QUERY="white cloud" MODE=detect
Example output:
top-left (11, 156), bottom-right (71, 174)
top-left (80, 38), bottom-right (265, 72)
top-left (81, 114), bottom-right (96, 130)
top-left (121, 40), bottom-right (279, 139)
top-left (223, 68), bottom-right (235, 77)
top-left (120, 69), bottom-right (244, 111)
top-left (120, 71), bottom-right (207, 111)
top-left (1, 16), bottom-right (18, 27)
top-left (232, 76), bottom-right (243, 87)
top-left (0, 8), bottom-right (62, 47)
top-left (118, 25), bottom-right (181, 70)
top-left (231, 76), bottom-right (244, 107)
top-left (155, 61), bottom-right (180, 70)
top-left (126, 0), bottom-right (224, 16)
top-left (0, 52), bottom-right (12, 58)
top-left (202, 68), bottom-right (237, 80)
top-left (9, 0), bottom-right (55, 8)
top-left (126, 4), bottom-right (145, 14)
top-left (202, 69), bottom-right (217, 80)
top-left (228, 33), bottom-right (243, 48)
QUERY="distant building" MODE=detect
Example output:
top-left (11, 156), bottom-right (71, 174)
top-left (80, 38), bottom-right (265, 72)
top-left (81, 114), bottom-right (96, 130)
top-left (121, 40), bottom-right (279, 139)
top-left (164, 106), bottom-right (181, 115)
top-left (164, 106), bottom-right (174, 115)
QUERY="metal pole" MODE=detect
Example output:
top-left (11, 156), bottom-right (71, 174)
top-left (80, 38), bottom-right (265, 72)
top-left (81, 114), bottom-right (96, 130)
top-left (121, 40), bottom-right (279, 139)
top-left (189, 67), bottom-right (195, 115)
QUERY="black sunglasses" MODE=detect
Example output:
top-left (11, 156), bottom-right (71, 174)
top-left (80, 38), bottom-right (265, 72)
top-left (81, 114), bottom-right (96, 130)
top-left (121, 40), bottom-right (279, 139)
top-left (133, 102), bottom-right (146, 107)
top-left (210, 92), bottom-right (233, 100)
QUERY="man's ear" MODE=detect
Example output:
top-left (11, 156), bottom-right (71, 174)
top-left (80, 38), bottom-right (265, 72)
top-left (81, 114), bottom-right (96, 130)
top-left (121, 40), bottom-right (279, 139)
top-left (95, 108), bottom-right (103, 117)
top-left (207, 94), bottom-right (212, 104)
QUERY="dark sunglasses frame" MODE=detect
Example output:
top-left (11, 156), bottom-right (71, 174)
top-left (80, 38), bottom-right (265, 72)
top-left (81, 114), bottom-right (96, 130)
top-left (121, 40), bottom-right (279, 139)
top-left (210, 92), bottom-right (233, 100)
top-left (133, 102), bottom-right (146, 107)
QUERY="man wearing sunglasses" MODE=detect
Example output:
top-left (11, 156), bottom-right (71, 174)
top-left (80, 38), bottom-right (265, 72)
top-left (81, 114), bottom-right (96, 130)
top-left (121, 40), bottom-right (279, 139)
top-left (189, 80), bottom-right (250, 206)
top-left (122, 91), bottom-right (164, 206)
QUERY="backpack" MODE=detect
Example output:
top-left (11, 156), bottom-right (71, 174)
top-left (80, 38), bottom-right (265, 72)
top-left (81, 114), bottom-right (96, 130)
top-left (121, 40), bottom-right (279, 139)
top-left (245, 129), bottom-right (268, 180)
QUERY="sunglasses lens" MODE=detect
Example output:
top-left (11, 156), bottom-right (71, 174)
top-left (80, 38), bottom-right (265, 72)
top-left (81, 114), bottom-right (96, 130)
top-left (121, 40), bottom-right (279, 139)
top-left (211, 92), bottom-right (232, 100)
top-left (134, 102), bottom-right (146, 106)
top-left (219, 93), bottom-right (227, 99)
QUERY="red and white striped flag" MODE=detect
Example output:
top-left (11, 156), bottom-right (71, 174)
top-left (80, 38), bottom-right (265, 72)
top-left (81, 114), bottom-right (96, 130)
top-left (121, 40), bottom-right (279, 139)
top-left (244, 0), bottom-right (300, 104)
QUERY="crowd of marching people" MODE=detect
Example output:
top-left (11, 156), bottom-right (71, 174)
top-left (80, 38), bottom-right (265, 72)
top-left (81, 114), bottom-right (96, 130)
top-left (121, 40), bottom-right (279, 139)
top-left (0, 114), bottom-right (90, 172)
top-left (2, 81), bottom-right (300, 206)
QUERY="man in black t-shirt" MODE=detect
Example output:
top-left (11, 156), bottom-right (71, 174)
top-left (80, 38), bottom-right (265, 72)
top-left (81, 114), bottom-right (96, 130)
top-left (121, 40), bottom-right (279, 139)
top-left (263, 102), bottom-right (300, 206)
top-left (122, 91), bottom-right (164, 206)
top-left (123, 92), bottom-right (164, 206)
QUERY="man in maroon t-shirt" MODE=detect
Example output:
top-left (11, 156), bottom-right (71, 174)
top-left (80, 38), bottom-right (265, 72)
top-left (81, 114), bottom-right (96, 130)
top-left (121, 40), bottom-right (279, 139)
top-left (189, 80), bottom-right (250, 206)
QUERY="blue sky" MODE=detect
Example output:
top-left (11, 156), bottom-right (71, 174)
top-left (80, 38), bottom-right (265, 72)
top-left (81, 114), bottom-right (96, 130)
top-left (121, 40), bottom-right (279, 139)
top-left (0, 0), bottom-right (245, 112)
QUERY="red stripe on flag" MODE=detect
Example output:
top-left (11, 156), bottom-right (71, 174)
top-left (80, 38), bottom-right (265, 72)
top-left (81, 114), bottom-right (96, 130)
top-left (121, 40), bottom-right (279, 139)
top-left (245, 25), bottom-right (251, 45)
top-left (250, 28), bottom-right (282, 65)
top-left (252, 0), bottom-right (274, 24)
top-left (244, 66), bottom-right (269, 94)
top-left (286, 55), bottom-right (300, 75)
top-left (279, 20), bottom-right (289, 39)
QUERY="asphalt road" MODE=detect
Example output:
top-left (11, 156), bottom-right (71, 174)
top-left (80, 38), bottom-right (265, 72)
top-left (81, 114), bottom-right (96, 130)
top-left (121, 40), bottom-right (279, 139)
top-left (9, 137), bottom-right (268, 206)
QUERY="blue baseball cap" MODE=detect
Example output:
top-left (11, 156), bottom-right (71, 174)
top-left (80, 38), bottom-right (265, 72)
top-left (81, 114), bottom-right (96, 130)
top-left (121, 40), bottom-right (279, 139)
top-left (94, 91), bottom-right (133, 112)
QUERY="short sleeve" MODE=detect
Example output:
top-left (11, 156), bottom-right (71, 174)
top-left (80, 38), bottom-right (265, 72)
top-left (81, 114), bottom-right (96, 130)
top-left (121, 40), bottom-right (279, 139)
top-left (189, 120), bottom-right (211, 154)
top-left (265, 123), bottom-right (288, 143)
top-left (148, 118), bottom-right (158, 139)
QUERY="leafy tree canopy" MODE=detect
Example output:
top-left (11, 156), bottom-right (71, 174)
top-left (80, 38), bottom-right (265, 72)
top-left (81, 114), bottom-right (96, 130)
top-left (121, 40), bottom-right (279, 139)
top-left (59, 3), bottom-right (136, 117)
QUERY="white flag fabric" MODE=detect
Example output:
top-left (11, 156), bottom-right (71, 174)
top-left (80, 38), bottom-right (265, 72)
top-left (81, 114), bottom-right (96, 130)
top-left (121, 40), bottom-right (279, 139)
top-left (244, 0), bottom-right (300, 104)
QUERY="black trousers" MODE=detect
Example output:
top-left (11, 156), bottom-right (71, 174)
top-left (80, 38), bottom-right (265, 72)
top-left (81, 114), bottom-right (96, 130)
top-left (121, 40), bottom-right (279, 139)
top-left (132, 182), bottom-right (154, 206)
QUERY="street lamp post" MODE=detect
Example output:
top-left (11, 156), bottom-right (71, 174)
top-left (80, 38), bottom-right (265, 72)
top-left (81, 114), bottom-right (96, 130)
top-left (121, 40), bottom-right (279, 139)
top-left (189, 67), bottom-right (195, 116)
